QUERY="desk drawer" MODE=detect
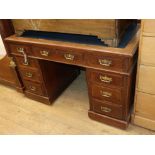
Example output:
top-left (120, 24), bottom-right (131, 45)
top-left (9, 44), bottom-right (31, 55)
top-left (91, 84), bottom-right (122, 105)
top-left (87, 69), bottom-right (124, 87)
top-left (91, 99), bottom-right (123, 119)
top-left (24, 81), bottom-right (46, 96)
top-left (19, 68), bottom-right (42, 83)
top-left (32, 46), bottom-right (56, 59)
top-left (54, 49), bottom-right (84, 65)
top-left (15, 56), bottom-right (39, 69)
top-left (86, 53), bottom-right (124, 71)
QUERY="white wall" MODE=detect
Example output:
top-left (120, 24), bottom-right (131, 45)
top-left (0, 34), bottom-right (6, 56)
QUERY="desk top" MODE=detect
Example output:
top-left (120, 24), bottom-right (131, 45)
top-left (5, 28), bottom-right (140, 57)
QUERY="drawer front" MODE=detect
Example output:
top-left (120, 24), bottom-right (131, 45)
top-left (87, 69), bottom-right (124, 87)
top-left (92, 99), bottom-right (123, 119)
top-left (24, 81), bottom-right (46, 96)
top-left (15, 56), bottom-right (39, 68)
top-left (9, 44), bottom-right (31, 55)
top-left (19, 68), bottom-right (42, 83)
top-left (32, 46), bottom-right (56, 59)
top-left (137, 65), bottom-right (155, 94)
top-left (91, 84), bottom-right (122, 105)
top-left (54, 49), bottom-right (84, 65)
top-left (86, 53), bottom-right (124, 71)
top-left (135, 91), bottom-right (155, 120)
top-left (140, 36), bottom-right (155, 66)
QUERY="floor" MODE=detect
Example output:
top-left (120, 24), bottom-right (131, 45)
top-left (0, 71), bottom-right (154, 135)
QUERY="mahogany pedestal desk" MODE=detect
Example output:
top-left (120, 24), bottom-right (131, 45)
top-left (5, 29), bottom-right (139, 129)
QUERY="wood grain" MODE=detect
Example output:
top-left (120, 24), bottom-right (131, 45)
top-left (132, 19), bottom-right (155, 131)
top-left (134, 91), bottom-right (155, 120)
top-left (140, 36), bottom-right (155, 66)
top-left (142, 19), bottom-right (155, 36)
top-left (132, 115), bottom-right (155, 131)
top-left (137, 65), bottom-right (155, 94)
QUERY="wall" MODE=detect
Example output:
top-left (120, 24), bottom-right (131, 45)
top-left (0, 34), bottom-right (6, 56)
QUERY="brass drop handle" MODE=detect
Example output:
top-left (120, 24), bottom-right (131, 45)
top-left (98, 59), bottom-right (112, 67)
top-left (99, 75), bottom-right (112, 83)
top-left (25, 72), bottom-right (33, 78)
top-left (101, 106), bottom-right (112, 113)
top-left (17, 47), bottom-right (25, 53)
top-left (40, 50), bottom-right (49, 56)
top-left (23, 61), bottom-right (29, 66)
top-left (17, 47), bottom-right (29, 66)
top-left (100, 90), bottom-right (112, 98)
top-left (29, 86), bottom-right (36, 91)
top-left (9, 57), bottom-right (16, 68)
top-left (64, 53), bottom-right (74, 60)
top-left (23, 53), bottom-right (29, 66)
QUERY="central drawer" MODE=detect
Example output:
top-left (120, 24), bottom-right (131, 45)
top-left (91, 84), bottom-right (122, 105)
top-left (54, 49), bottom-right (84, 65)
top-left (32, 46), bottom-right (84, 65)
top-left (32, 46), bottom-right (56, 59)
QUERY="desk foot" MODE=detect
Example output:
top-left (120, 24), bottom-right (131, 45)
top-left (88, 110), bottom-right (130, 130)
top-left (25, 91), bottom-right (52, 104)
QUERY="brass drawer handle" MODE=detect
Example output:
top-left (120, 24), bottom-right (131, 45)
top-left (17, 47), bottom-right (24, 53)
top-left (17, 47), bottom-right (29, 66)
top-left (99, 75), bottom-right (112, 83)
top-left (28, 86), bottom-right (36, 91)
top-left (64, 53), bottom-right (74, 60)
top-left (101, 106), bottom-right (112, 113)
top-left (100, 90), bottom-right (112, 98)
top-left (9, 58), bottom-right (16, 68)
top-left (98, 59), bottom-right (112, 67)
top-left (40, 50), bottom-right (49, 56)
top-left (23, 61), bottom-right (29, 66)
top-left (25, 72), bottom-right (33, 78)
